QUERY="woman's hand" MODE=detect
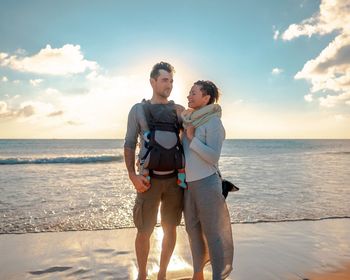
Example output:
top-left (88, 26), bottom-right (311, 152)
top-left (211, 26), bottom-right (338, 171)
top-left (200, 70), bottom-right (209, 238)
top-left (185, 125), bottom-right (195, 141)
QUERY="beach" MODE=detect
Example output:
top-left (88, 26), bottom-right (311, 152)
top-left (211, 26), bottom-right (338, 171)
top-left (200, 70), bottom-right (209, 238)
top-left (1, 139), bottom-right (350, 279)
top-left (1, 218), bottom-right (350, 280)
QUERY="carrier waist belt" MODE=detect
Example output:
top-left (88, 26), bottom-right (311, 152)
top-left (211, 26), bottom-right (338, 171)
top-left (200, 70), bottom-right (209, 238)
top-left (151, 170), bottom-right (176, 179)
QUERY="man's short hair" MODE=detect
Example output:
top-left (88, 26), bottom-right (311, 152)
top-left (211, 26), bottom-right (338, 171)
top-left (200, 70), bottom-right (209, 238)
top-left (150, 62), bottom-right (175, 79)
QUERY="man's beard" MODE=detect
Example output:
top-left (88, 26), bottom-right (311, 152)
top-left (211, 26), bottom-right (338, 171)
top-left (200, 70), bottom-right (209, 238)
top-left (159, 89), bottom-right (171, 98)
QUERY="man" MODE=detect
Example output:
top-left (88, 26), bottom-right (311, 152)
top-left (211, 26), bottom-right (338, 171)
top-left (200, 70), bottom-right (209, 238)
top-left (124, 62), bottom-right (184, 280)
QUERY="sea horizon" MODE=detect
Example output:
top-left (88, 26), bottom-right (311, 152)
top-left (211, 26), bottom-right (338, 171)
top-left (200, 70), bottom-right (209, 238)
top-left (1, 137), bottom-right (350, 139)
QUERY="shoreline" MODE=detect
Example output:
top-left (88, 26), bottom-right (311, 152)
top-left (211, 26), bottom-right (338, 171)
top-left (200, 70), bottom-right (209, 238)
top-left (1, 219), bottom-right (350, 279)
top-left (3, 215), bottom-right (350, 236)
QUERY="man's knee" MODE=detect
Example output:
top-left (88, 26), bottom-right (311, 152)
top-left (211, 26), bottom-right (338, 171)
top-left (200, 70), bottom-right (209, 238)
top-left (161, 223), bottom-right (177, 236)
top-left (136, 228), bottom-right (153, 241)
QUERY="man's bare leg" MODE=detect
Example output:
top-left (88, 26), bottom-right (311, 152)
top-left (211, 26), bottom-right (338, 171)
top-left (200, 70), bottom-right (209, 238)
top-left (135, 230), bottom-right (152, 280)
top-left (157, 224), bottom-right (177, 280)
top-left (192, 271), bottom-right (204, 280)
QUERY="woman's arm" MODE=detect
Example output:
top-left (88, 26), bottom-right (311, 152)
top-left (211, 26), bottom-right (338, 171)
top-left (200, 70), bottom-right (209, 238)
top-left (189, 117), bottom-right (225, 165)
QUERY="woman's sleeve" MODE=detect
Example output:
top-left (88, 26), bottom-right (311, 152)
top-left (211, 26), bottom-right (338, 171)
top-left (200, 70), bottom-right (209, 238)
top-left (189, 117), bottom-right (225, 165)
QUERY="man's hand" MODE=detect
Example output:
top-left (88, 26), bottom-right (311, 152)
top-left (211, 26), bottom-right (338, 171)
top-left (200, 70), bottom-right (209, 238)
top-left (129, 173), bottom-right (151, 193)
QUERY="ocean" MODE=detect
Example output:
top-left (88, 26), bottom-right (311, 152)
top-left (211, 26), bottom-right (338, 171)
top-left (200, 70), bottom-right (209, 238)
top-left (0, 139), bottom-right (349, 234)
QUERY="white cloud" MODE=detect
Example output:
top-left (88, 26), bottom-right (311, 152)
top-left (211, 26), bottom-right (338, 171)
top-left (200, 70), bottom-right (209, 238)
top-left (58, 72), bottom-right (151, 135)
top-left (282, 0), bottom-right (350, 41)
top-left (282, 23), bottom-right (319, 41)
top-left (281, 0), bottom-right (350, 107)
top-left (0, 101), bottom-right (35, 119)
top-left (319, 91), bottom-right (350, 107)
top-left (0, 98), bottom-right (66, 123)
top-left (30, 79), bottom-right (43, 86)
top-left (0, 61), bottom-right (193, 138)
top-left (294, 34), bottom-right (350, 91)
top-left (66, 120), bottom-right (82, 126)
top-left (304, 94), bottom-right (313, 102)
top-left (0, 101), bottom-right (7, 114)
top-left (45, 88), bottom-right (60, 95)
top-left (48, 110), bottom-right (64, 117)
top-left (1, 76), bottom-right (8, 82)
top-left (18, 104), bottom-right (35, 117)
top-left (0, 44), bottom-right (98, 75)
top-left (272, 67), bottom-right (283, 75)
top-left (1, 71), bottom-right (153, 136)
top-left (272, 25), bottom-right (280, 40)
top-left (0, 53), bottom-right (8, 60)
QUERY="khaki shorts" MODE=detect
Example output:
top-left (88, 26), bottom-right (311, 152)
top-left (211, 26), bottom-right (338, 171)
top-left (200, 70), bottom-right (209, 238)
top-left (133, 175), bottom-right (184, 233)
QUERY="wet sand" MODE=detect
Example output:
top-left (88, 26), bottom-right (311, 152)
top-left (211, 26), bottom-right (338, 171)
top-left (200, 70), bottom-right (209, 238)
top-left (306, 263), bottom-right (350, 280)
top-left (0, 218), bottom-right (349, 279)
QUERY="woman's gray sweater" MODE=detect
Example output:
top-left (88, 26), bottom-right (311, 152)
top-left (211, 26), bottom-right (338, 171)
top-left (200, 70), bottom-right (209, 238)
top-left (182, 115), bottom-right (225, 182)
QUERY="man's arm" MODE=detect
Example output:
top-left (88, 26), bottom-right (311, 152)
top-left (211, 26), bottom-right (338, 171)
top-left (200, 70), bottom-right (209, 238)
top-left (124, 104), bottom-right (150, 193)
top-left (124, 147), bottom-right (150, 193)
top-left (124, 146), bottom-right (137, 177)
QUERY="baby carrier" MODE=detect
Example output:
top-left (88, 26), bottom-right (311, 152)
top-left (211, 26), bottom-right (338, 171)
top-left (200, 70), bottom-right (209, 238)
top-left (141, 100), bottom-right (185, 172)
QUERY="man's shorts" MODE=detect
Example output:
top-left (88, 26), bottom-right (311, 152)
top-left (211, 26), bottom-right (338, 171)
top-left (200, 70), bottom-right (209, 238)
top-left (133, 175), bottom-right (184, 233)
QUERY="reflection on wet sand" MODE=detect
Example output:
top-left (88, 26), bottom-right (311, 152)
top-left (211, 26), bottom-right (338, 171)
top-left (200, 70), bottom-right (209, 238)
top-left (1, 219), bottom-right (350, 279)
top-left (130, 227), bottom-right (194, 280)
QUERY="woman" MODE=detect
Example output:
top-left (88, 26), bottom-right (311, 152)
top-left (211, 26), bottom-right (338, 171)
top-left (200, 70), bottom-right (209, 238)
top-left (181, 80), bottom-right (233, 280)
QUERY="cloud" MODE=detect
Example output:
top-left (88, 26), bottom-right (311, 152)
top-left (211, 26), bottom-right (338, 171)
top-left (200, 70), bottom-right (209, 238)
top-left (282, 0), bottom-right (350, 41)
top-left (18, 105), bottom-right (35, 117)
top-left (304, 94), bottom-right (313, 102)
top-left (0, 101), bottom-right (35, 119)
top-left (271, 67), bottom-right (283, 75)
top-left (0, 101), bottom-right (7, 114)
top-left (0, 70), bottom-right (149, 135)
top-left (0, 53), bottom-right (8, 60)
top-left (0, 44), bottom-right (98, 75)
top-left (272, 26), bottom-right (280, 40)
top-left (0, 61), bottom-right (191, 138)
top-left (47, 110), bottom-right (64, 117)
top-left (59, 72), bottom-right (150, 130)
top-left (281, 0), bottom-right (350, 107)
top-left (1, 76), bottom-right (8, 82)
top-left (0, 98), bottom-right (66, 123)
top-left (30, 79), bottom-right (43, 86)
top-left (45, 88), bottom-right (60, 95)
top-left (319, 91), bottom-right (350, 107)
top-left (66, 120), bottom-right (81, 126)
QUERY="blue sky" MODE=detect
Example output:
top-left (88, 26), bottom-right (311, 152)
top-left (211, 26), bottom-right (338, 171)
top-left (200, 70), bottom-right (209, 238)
top-left (0, 0), bottom-right (349, 138)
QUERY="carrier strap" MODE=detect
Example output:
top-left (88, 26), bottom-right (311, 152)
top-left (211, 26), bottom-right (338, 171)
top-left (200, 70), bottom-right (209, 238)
top-left (142, 101), bottom-right (180, 133)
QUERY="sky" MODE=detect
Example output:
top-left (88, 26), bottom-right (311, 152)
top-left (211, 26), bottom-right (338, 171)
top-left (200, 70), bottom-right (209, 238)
top-left (0, 0), bottom-right (349, 139)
